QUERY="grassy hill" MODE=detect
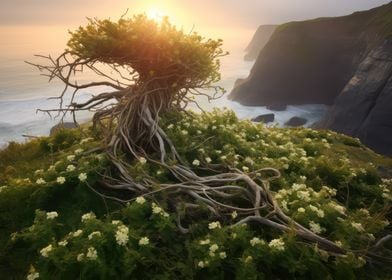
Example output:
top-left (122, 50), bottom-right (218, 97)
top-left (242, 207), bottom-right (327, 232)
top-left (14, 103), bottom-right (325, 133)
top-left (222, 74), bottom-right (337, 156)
top-left (0, 109), bottom-right (391, 279)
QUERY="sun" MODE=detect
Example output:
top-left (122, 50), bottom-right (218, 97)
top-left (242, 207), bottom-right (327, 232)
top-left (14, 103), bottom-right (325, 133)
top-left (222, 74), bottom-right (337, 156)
top-left (146, 8), bottom-right (166, 23)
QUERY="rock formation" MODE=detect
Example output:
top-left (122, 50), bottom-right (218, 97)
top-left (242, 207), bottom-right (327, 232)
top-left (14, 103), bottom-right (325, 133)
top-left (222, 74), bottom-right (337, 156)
top-left (230, 2), bottom-right (392, 155)
top-left (285, 117), bottom-right (308, 127)
top-left (251, 113), bottom-right (275, 123)
top-left (314, 40), bottom-right (392, 156)
top-left (50, 122), bottom-right (78, 136)
top-left (244, 25), bottom-right (277, 61)
top-left (230, 2), bottom-right (392, 107)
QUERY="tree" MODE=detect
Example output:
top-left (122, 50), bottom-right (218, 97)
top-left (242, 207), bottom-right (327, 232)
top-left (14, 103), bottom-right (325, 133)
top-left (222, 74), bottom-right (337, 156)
top-left (29, 14), bottom-right (388, 259)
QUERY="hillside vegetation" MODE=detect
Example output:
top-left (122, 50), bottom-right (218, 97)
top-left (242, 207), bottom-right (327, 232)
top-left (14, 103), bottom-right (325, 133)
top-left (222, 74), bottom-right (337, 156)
top-left (1, 109), bottom-right (391, 279)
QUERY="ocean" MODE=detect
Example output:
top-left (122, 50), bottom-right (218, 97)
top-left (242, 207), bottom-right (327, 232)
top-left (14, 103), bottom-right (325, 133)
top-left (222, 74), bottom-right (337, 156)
top-left (0, 26), bottom-right (328, 147)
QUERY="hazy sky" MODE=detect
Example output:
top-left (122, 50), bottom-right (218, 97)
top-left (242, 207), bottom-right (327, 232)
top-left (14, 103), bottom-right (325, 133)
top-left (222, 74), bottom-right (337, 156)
top-left (0, 0), bottom-right (390, 56)
top-left (1, 0), bottom-right (390, 29)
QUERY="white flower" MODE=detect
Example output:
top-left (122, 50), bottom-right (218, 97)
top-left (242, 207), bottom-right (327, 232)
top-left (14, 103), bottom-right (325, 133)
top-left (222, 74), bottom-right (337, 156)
top-left (34, 169), bottom-right (44, 175)
top-left (181, 130), bottom-right (188, 135)
top-left (309, 221), bottom-right (323, 234)
top-left (297, 190), bottom-right (311, 202)
top-left (219, 251), bottom-right (227, 259)
top-left (95, 154), bottom-right (105, 161)
top-left (242, 166), bottom-right (249, 172)
top-left (56, 176), bottom-right (66, 184)
top-left (40, 244), bottom-right (53, 257)
top-left (36, 178), bottom-right (46, 185)
top-left (359, 209), bottom-right (370, 216)
top-left (192, 159), bottom-right (200, 166)
top-left (152, 202), bottom-right (163, 214)
top-left (46, 211), bottom-right (58, 220)
top-left (209, 244), bottom-right (219, 252)
top-left (115, 225), bottom-right (129, 246)
top-left (244, 157), bottom-right (254, 165)
top-left (197, 130), bottom-right (202, 135)
top-left (244, 256), bottom-right (253, 263)
top-left (297, 207), bottom-right (306, 213)
top-left (309, 205), bottom-right (325, 218)
top-left (199, 239), bottom-right (210, 245)
top-left (77, 253), bottom-right (84, 262)
top-left (135, 196), bottom-right (146, 204)
top-left (58, 240), bottom-right (68, 246)
top-left (328, 202), bottom-right (346, 215)
top-left (351, 222), bottom-right (365, 232)
top-left (78, 173), bottom-right (87, 182)
top-left (280, 200), bottom-right (288, 212)
top-left (81, 212), bottom-right (96, 222)
top-left (322, 186), bottom-right (337, 196)
top-left (299, 175), bottom-right (307, 182)
top-left (139, 236), bottom-right (150, 246)
top-left (86, 247), bottom-right (98, 260)
top-left (74, 148), bottom-right (84, 155)
top-left (269, 238), bottom-right (285, 251)
top-left (205, 157), bottom-right (212, 163)
top-left (208, 221), bottom-right (221, 230)
top-left (111, 220), bottom-right (121, 225)
top-left (358, 256), bottom-right (366, 267)
top-left (66, 165), bottom-right (76, 172)
top-left (198, 260), bottom-right (208, 268)
top-left (67, 155), bottom-right (75, 161)
top-left (139, 157), bottom-right (147, 164)
top-left (292, 183), bottom-right (306, 191)
top-left (334, 240), bottom-right (343, 247)
top-left (167, 124), bottom-right (174, 129)
top-left (163, 212), bottom-right (170, 218)
top-left (88, 231), bottom-right (102, 240)
top-left (26, 272), bottom-right (39, 280)
top-left (220, 155), bottom-right (227, 160)
top-left (0, 185), bottom-right (7, 193)
top-left (231, 211), bottom-right (238, 219)
top-left (250, 237), bottom-right (264, 247)
top-left (48, 165), bottom-right (56, 172)
top-left (80, 137), bottom-right (93, 144)
top-left (72, 229), bottom-right (83, 237)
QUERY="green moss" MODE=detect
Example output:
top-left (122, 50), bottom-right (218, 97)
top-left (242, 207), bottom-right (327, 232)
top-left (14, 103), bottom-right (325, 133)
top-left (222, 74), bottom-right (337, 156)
top-left (0, 109), bottom-right (391, 279)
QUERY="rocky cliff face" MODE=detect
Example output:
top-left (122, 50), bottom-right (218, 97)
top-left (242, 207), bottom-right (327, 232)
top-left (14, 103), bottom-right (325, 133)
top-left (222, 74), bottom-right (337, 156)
top-left (314, 40), bottom-right (392, 156)
top-left (244, 25), bottom-right (277, 61)
top-left (229, 2), bottom-right (392, 107)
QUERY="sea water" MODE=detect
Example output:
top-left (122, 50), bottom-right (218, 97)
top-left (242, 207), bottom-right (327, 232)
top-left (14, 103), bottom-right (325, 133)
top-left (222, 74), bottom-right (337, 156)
top-left (0, 26), bottom-right (328, 147)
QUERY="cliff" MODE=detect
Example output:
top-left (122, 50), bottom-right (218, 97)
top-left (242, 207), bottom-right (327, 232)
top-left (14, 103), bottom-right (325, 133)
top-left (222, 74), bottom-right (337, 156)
top-left (244, 25), bottom-right (277, 61)
top-left (314, 40), bottom-right (392, 156)
top-left (229, 2), bottom-right (392, 106)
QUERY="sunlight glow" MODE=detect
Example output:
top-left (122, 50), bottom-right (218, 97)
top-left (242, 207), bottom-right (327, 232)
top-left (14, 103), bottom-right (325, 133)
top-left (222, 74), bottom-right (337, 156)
top-left (146, 8), bottom-right (166, 23)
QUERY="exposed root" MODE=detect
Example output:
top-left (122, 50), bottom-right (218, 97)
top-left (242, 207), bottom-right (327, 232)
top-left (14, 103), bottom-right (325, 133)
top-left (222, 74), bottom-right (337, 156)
top-left (29, 46), bottom-right (391, 264)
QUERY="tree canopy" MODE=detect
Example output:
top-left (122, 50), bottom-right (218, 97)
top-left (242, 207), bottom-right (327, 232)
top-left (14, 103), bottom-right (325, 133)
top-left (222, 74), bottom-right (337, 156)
top-left (67, 15), bottom-right (225, 89)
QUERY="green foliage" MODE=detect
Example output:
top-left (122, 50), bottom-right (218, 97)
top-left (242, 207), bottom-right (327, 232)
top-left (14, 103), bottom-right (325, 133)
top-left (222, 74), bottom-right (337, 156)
top-left (1, 109), bottom-right (392, 279)
top-left (67, 15), bottom-right (226, 86)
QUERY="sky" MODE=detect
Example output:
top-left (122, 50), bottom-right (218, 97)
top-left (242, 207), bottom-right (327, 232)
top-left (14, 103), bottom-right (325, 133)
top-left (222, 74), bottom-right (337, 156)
top-left (1, 0), bottom-right (390, 29)
top-left (0, 0), bottom-right (390, 58)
